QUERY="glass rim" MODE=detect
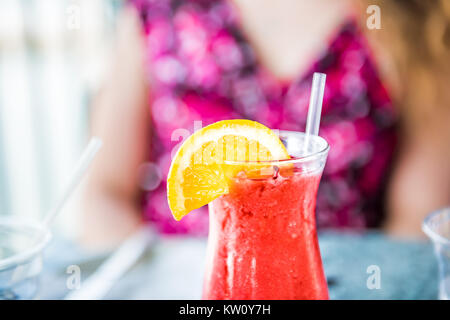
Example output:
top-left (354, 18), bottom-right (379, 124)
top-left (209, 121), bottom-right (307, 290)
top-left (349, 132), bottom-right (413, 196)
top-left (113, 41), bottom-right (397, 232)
top-left (422, 207), bottom-right (450, 246)
top-left (224, 131), bottom-right (330, 165)
top-left (0, 218), bottom-right (52, 271)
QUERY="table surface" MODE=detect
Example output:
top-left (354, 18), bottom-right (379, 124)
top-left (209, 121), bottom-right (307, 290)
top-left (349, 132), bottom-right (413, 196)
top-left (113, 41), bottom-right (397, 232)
top-left (38, 231), bottom-right (439, 300)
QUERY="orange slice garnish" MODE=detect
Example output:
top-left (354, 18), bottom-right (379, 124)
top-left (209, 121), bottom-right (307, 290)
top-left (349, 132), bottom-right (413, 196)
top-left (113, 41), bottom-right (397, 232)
top-left (167, 120), bottom-right (289, 221)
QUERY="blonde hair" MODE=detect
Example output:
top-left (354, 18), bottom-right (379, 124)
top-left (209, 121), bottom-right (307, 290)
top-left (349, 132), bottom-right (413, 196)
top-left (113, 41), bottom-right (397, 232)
top-left (360, 0), bottom-right (450, 135)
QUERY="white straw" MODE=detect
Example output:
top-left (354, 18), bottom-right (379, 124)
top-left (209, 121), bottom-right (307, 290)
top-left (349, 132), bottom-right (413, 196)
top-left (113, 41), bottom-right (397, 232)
top-left (303, 72), bottom-right (326, 155)
top-left (41, 137), bottom-right (103, 228)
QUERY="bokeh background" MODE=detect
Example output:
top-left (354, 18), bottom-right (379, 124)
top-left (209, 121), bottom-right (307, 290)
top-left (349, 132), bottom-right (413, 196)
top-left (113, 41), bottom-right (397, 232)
top-left (0, 0), bottom-right (449, 300)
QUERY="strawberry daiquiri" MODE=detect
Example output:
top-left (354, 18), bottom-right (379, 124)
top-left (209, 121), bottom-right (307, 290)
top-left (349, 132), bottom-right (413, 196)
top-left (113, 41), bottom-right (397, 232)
top-left (203, 133), bottom-right (330, 300)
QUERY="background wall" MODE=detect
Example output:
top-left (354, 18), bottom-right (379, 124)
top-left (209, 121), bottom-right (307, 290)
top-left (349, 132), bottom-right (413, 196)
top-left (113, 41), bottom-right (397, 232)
top-left (0, 0), bottom-right (122, 237)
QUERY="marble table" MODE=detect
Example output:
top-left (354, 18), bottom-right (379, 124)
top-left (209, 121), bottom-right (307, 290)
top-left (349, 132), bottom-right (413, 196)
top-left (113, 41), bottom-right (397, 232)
top-left (38, 231), bottom-right (439, 300)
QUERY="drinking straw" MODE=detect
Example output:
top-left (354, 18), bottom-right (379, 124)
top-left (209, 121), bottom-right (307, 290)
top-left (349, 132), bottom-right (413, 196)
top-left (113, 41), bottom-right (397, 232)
top-left (303, 72), bottom-right (326, 155)
top-left (41, 137), bottom-right (103, 228)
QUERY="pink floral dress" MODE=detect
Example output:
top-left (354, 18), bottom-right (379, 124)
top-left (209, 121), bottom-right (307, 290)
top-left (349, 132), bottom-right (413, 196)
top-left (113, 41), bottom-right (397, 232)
top-left (131, 0), bottom-right (397, 235)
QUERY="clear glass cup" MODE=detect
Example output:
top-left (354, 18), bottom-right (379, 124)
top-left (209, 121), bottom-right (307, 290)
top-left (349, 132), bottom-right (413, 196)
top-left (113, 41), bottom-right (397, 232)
top-left (202, 131), bottom-right (329, 299)
top-left (0, 218), bottom-right (52, 300)
top-left (423, 207), bottom-right (450, 300)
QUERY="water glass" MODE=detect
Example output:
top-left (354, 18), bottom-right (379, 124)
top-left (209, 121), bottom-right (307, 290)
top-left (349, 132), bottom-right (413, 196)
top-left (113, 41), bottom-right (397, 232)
top-left (423, 208), bottom-right (450, 300)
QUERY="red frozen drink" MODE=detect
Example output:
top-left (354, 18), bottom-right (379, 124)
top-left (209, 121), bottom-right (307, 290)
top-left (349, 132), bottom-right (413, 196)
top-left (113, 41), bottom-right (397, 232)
top-left (166, 120), bottom-right (329, 300)
top-left (203, 133), bottom-right (329, 299)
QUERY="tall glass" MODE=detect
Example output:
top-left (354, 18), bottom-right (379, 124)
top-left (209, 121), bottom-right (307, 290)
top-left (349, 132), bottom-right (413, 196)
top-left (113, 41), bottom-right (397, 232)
top-left (423, 207), bottom-right (450, 300)
top-left (202, 131), bottom-right (329, 300)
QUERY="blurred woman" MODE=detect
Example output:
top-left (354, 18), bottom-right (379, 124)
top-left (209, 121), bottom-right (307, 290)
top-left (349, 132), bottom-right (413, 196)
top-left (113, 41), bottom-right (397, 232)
top-left (82, 0), bottom-right (449, 248)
